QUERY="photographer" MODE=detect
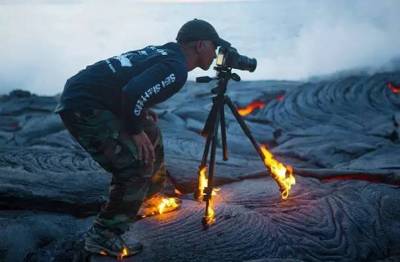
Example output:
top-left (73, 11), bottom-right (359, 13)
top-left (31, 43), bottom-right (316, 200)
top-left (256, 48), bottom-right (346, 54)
top-left (55, 19), bottom-right (229, 257)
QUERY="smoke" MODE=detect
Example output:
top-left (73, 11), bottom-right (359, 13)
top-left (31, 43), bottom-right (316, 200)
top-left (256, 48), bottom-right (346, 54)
top-left (256, 0), bottom-right (400, 81)
top-left (0, 0), bottom-right (399, 95)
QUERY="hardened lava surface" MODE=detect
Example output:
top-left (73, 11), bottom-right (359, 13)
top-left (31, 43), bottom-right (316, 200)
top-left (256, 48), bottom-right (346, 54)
top-left (0, 72), bottom-right (399, 261)
top-left (91, 176), bottom-right (399, 262)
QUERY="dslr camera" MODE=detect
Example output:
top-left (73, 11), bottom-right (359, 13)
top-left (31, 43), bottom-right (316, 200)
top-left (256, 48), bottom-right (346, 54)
top-left (216, 46), bottom-right (257, 72)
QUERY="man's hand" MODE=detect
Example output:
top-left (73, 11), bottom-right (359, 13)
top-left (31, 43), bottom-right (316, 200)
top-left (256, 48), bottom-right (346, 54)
top-left (132, 131), bottom-right (155, 167)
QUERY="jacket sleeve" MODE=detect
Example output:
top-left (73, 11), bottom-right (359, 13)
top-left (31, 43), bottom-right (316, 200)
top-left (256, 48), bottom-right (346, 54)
top-left (121, 59), bottom-right (187, 135)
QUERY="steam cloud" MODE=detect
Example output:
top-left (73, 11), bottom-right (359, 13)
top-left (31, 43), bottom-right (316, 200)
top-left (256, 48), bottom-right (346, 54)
top-left (0, 0), bottom-right (399, 95)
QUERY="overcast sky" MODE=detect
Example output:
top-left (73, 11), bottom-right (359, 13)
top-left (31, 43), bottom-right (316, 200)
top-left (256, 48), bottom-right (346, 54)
top-left (1, 0), bottom-right (399, 95)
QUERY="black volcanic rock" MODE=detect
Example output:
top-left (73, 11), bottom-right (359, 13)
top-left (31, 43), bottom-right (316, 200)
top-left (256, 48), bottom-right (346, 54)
top-left (0, 72), bottom-right (399, 261)
top-left (100, 176), bottom-right (398, 262)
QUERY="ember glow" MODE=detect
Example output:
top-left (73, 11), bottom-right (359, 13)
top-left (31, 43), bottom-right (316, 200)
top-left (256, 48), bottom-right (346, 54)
top-left (237, 100), bottom-right (266, 116)
top-left (388, 82), bottom-right (400, 93)
top-left (260, 145), bottom-right (295, 199)
top-left (174, 188), bottom-right (183, 195)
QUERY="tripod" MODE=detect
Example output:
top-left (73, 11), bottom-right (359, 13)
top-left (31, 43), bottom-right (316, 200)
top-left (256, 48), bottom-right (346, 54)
top-left (194, 66), bottom-right (271, 228)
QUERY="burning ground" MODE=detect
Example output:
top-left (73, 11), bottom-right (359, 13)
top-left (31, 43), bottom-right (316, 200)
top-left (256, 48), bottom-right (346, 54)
top-left (0, 71), bottom-right (399, 261)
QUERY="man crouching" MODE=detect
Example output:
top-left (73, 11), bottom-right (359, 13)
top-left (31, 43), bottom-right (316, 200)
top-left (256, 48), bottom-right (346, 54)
top-left (55, 19), bottom-right (229, 257)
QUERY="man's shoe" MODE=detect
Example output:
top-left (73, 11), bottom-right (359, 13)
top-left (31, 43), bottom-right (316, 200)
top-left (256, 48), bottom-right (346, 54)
top-left (84, 226), bottom-right (143, 258)
top-left (138, 193), bottom-right (182, 218)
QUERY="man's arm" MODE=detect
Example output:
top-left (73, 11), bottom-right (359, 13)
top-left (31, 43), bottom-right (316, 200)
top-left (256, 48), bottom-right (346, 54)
top-left (121, 59), bottom-right (187, 165)
top-left (121, 58), bottom-right (187, 135)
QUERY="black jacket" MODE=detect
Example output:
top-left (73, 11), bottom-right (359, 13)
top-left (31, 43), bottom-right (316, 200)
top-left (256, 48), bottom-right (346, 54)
top-left (55, 42), bottom-right (188, 134)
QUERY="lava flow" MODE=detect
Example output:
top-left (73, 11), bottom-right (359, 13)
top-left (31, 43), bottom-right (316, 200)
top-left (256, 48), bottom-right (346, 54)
top-left (260, 145), bottom-right (296, 199)
top-left (388, 82), bottom-right (400, 94)
top-left (238, 100), bottom-right (266, 116)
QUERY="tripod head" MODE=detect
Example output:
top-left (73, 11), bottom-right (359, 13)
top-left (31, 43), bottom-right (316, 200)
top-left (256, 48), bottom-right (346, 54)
top-left (196, 66), bottom-right (241, 95)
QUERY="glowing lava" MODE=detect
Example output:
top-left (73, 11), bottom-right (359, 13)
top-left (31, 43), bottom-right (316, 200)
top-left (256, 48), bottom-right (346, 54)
top-left (260, 145), bottom-right (295, 199)
top-left (388, 82), bottom-right (400, 94)
top-left (237, 100), bottom-right (266, 116)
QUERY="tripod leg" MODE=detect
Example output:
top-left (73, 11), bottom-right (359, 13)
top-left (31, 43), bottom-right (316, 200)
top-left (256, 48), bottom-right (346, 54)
top-left (225, 96), bottom-right (264, 158)
top-left (220, 104), bottom-right (228, 161)
top-left (226, 97), bottom-right (295, 199)
top-left (202, 109), bottom-right (220, 228)
top-left (194, 133), bottom-right (212, 201)
top-left (201, 97), bottom-right (219, 137)
top-left (195, 97), bottom-right (222, 201)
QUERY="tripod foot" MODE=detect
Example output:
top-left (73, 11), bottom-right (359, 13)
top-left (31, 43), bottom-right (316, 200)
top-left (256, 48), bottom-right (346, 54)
top-left (202, 216), bottom-right (211, 229)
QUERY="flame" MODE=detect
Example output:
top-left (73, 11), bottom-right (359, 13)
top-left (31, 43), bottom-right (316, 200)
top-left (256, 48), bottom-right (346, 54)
top-left (158, 197), bottom-right (179, 214)
top-left (197, 166), bottom-right (208, 201)
top-left (260, 145), bottom-right (295, 199)
top-left (237, 100), bottom-right (266, 116)
top-left (196, 166), bottom-right (219, 201)
top-left (139, 195), bottom-right (180, 217)
top-left (196, 166), bottom-right (219, 225)
top-left (204, 197), bottom-right (216, 226)
top-left (388, 82), bottom-right (400, 93)
top-left (117, 247), bottom-right (129, 260)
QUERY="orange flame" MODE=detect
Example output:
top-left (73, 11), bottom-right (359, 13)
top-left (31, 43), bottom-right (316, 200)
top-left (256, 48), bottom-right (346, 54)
top-left (204, 197), bottom-right (216, 226)
top-left (196, 166), bottom-right (219, 225)
top-left (139, 195), bottom-right (180, 218)
top-left (158, 197), bottom-right (179, 214)
top-left (197, 166), bottom-right (208, 201)
top-left (196, 166), bottom-right (219, 200)
top-left (117, 247), bottom-right (129, 260)
top-left (238, 100), bottom-right (266, 116)
top-left (388, 82), bottom-right (400, 93)
top-left (260, 145), bottom-right (295, 199)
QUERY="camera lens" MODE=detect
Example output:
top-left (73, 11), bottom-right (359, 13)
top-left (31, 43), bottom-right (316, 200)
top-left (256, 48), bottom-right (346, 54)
top-left (237, 55), bottom-right (257, 72)
top-left (223, 48), bottom-right (257, 72)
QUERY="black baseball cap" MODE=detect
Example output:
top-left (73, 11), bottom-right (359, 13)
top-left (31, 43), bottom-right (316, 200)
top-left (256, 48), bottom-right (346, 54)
top-left (176, 19), bottom-right (231, 48)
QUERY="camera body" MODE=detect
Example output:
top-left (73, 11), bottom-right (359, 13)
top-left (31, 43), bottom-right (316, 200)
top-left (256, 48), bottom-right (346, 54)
top-left (216, 46), bottom-right (257, 72)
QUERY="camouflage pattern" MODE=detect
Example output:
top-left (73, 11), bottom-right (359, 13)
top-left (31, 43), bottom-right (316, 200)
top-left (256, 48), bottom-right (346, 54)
top-left (59, 109), bottom-right (166, 232)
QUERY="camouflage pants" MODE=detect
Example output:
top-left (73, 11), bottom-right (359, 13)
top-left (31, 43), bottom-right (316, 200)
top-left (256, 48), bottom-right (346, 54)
top-left (59, 109), bottom-right (166, 232)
